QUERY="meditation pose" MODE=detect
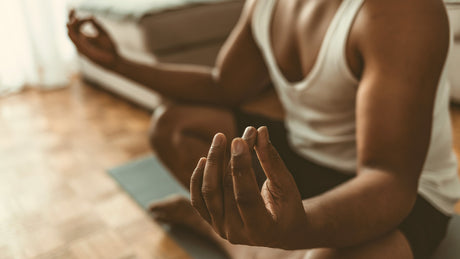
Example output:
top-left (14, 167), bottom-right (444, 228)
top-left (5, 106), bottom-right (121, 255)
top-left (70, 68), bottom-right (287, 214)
top-left (68, 0), bottom-right (460, 258)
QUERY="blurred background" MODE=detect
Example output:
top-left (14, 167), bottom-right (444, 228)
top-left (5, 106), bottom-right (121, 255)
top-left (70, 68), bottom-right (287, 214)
top-left (0, 0), bottom-right (243, 258)
top-left (0, 0), bottom-right (459, 258)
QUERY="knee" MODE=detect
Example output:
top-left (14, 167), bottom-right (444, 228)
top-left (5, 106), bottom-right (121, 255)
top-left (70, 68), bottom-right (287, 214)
top-left (305, 248), bottom-right (341, 259)
top-left (149, 105), bottom-right (183, 152)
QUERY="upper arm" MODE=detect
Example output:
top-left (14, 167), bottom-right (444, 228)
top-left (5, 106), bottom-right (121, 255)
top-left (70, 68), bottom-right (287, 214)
top-left (355, 0), bottom-right (449, 190)
top-left (213, 0), bottom-right (271, 104)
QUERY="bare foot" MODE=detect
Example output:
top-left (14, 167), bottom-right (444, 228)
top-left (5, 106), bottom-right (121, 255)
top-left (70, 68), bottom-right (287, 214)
top-left (148, 194), bottom-right (214, 237)
top-left (148, 196), bottom-right (303, 259)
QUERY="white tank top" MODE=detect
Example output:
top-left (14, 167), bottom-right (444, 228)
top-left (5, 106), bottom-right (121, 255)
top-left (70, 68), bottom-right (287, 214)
top-left (252, 0), bottom-right (460, 215)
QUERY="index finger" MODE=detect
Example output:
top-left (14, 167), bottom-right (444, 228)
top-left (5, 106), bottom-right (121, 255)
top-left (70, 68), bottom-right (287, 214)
top-left (70, 18), bottom-right (92, 34)
top-left (255, 126), bottom-right (293, 186)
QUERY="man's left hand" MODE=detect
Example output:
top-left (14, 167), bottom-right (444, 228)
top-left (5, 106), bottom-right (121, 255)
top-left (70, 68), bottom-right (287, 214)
top-left (190, 126), bottom-right (309, 250)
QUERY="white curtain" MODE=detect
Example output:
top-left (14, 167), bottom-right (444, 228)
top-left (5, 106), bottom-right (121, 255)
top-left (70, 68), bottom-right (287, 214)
top-left (0, 0), bottom-right (76, 95)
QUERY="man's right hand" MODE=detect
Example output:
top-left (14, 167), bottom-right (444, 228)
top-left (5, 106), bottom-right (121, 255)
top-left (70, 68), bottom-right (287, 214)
top-left (67, 10), bottom-right (119, 68)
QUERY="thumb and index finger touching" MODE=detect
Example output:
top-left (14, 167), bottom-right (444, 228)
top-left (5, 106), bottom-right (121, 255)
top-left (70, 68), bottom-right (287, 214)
top-left (254, 126), bottom-right (293, 186)
top-left (67, 10), bottom-right (109, 38)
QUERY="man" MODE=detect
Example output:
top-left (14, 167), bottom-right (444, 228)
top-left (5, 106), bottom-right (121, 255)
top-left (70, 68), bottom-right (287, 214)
top-left (68, 0), bottom-right (460, 258)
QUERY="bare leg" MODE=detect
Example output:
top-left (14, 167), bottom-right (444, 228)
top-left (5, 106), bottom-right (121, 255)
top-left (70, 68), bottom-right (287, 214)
top-left (305, 230), bottom-right (413, 259)
top-left (149, 195), bottom-right (308, 259)
top-left (149, 104), bottom-right (238, 188)
top-left (149, 88), bottom-right (284, 189)
top-left (147, 102), bottom-right (414, 259)
top-left (150, 196), bottom-right (413, 259)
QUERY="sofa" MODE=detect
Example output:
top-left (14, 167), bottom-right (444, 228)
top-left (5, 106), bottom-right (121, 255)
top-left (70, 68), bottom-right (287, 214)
top-left (72, 0), bottom-right (244, 109)
top-left (72, 0), bottom-right (460, 107)
top-left (446, 2), bottom-right (460, 102)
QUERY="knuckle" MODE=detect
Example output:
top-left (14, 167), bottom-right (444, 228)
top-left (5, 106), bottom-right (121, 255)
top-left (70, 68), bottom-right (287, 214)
top-left (231, 157), bottom-right (250, 173)
top-left (235, 191), bottom-right (256, 207)
top-left (190, 197), bottom-right (202, 209)
top-left (190, 173), bottom-right (202, 186)
top-left (225, 230), bottom-right (243, 245)
top-left (223, 172), bottom-right (233, 189)
top-left (215, 228), bottom-right (226, 239)
top-left (227, 236), bottom-right (240, 245)
top-left (201, 185), bottom-right (217, 201)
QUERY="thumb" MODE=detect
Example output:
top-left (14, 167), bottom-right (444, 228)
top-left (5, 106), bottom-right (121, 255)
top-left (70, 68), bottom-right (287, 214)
top-left (254, 127), bottom-right (296, 187)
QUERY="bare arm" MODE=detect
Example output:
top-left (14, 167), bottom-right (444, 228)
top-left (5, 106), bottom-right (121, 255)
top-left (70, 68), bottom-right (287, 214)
top-left (301, 0), bottom-right (449, 248)
top-left (188, 0), bottom-right (450, 250)
top-left (68, 0), bottom-right (269, 107)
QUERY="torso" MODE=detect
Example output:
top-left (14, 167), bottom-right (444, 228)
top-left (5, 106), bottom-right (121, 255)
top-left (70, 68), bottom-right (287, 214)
top-left (248, 0), bottom-right (460, 215)
top-left (266, 0), bottom-right (362, 84)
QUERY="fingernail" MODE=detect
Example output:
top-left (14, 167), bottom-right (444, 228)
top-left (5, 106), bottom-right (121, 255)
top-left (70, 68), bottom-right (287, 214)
top-left (232, 139), bottom-right (244, 155)
top-left (212, 134), bottom-right (223, 147)
top-left (243, 127), bottom-right (255, 139)
top-left (262, 126), bottom-right (271, 143)
top-left (197, 157), bottom-right (206, 168)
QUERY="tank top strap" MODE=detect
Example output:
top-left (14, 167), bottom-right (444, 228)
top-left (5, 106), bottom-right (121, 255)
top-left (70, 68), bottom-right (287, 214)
top-left (251, 0), bottom-right (364, 89)
top-left (323, 0), bottom-right (365, 83)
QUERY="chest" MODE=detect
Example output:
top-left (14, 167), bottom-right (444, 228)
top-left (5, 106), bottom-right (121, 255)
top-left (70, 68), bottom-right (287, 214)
top-left (269, 0), bottom-right (362, 83)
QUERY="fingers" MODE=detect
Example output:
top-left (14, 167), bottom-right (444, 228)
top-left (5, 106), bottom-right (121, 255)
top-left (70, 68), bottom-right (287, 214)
top-left (255, 126), bottom-right (293, 185)
top-left (222, 175), bottom-right (244, 240)
top-left (242, 126), bottom-right (257, 149)
top-left (69, 9), bottom-right (76, 22)
top-left (89, 17), bottom-right (110, 37)
top-left (231, 138), bottom-right (271, 227)
top-left (222, 157), bottom-right (244, 233)
top-left (202, 133), bottom-right (227, 233)
top-left (67, 17), bottom-right (92, 39)
top-left (190, 158), bottom-right (211, 223)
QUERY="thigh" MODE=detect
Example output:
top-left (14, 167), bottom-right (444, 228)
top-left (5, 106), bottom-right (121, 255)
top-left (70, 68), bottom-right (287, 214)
top-left (152, 104), bottom-right (239, 142)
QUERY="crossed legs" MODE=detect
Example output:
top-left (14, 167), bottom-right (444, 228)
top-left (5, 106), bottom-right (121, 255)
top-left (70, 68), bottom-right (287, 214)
top-left (148, 104), bottom-right (414, 259)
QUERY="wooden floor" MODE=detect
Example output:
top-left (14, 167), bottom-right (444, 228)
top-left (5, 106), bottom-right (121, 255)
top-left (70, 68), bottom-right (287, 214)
top-left (0, 79), bottom-right (459, 259)
top-left (0, 80), bottom-right (190, 259)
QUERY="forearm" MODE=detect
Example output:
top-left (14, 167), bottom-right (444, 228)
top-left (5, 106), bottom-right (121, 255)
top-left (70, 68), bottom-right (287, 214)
top-left (301, 170), bottom-right (417, 249)
top-left (113, 58), bottom-right (240, 106)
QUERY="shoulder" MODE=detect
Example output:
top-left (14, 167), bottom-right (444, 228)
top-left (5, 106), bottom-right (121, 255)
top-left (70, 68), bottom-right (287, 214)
top-left (357, 0), bottom-right (449, 29)
top-left (356, 0), bottom-right (449, 54)
top-left (230, 0), bottom-right (259, 32)
top-left (353, 0), bottom-right (449, 78)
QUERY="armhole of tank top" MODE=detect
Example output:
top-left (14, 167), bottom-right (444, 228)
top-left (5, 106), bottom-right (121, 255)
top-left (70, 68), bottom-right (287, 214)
top-left (338, 0), bottom-right (364, 86)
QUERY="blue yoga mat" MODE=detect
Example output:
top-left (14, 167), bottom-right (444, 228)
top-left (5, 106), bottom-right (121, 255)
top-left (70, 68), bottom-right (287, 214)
top-left (108, 155), bottom-right (460, 259)
top-left (108, 155), bottom-right (227, 259)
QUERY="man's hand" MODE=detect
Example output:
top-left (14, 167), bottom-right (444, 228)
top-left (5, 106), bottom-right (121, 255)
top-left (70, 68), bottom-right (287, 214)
top-left (190, 126), bottom-right (309, 250)
top-left (67, 10), bottom-right (119, 68)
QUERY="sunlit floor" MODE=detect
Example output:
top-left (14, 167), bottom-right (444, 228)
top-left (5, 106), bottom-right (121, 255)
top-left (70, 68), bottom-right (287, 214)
top-left (0, 79), bottom-right (459, 258)
top-left (0, 79), bottom-right (190, 259)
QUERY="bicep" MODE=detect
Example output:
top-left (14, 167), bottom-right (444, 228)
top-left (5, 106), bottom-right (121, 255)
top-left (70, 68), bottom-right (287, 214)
top-left (355, 0), bottom-right (449, 188)
top-left (213, 0), bottom-right (270, 104)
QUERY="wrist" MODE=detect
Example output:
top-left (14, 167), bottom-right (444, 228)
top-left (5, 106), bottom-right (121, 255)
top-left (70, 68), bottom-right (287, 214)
top-left (274, 208), bottom-right (319, 250)
top-left (297, 201), bottom-right (329, 249)
top-left (111, 56), bottom-right (127, 73)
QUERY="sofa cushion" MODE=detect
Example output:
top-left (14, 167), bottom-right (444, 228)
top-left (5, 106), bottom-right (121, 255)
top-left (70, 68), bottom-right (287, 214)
top-left (73, 0), bottom-right (241, 20)
top-left (72, 0), bottom-right (243, 66)
top-left (140, 1), bottom-right (243, 54)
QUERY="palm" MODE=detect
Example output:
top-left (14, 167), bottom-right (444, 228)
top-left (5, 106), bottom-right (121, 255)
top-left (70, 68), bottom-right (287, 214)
top-left (260, 180), bottom-right (282, 217)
